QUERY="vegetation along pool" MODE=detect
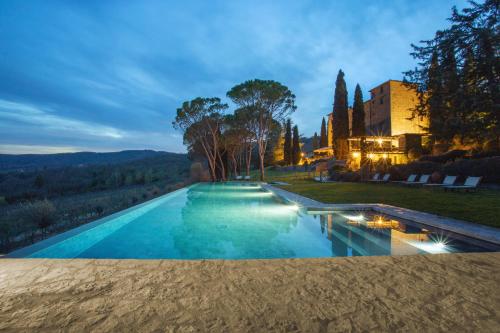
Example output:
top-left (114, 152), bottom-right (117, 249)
top-left (9, 183), bottom-right (499, 259)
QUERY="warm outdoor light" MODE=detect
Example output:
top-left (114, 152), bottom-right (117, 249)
top-left (376, 138), bottom-right (383, 145)
top-left (352, 152), bottom-right (360, 158)
top-left (367, 153), bottom-right (374, 159)
top-left (382, 153), bottom-right (388, 159)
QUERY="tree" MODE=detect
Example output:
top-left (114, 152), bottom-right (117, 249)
top-left (441, 45), bottom-right (462, 142)
top-left (222, 115), bottom-right (244, 177)
top-left (22, 199), bottom-right (56, 233)
top-left (332, 70), bottom-right (350, 159)
top-left (34, 174), bottom-right (44, 189)
top-left (227, 79), bottom-right (296, 181)
top-left (173, 97), bottom-right (228, 181)
top-left (404, 0), bottom-right (499, 148)
top-left (351, 84), bottom-right (366, 137)
top-left (292, 125), bottom-right (301, 165)
top-left (284, 119), bottom-right (292, 165)
top-left (320, 117), bottom-right (327, 147)
top-left (233, 107), bottom-right (257, 176)
top-left (312, 132), bottom-right (319, 150)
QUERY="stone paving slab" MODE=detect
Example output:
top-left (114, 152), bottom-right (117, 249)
top-left (1, 253), bottom-right (500, 332)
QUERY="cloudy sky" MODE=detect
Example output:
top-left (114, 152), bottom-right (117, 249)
top-left (0, 0), bottom-right (466, 154)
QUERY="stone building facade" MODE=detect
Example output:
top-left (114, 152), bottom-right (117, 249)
top-left (314, 80), bottom-right (428, 167)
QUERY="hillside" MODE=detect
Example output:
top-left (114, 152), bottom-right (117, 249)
top-left (0, 151), bottom-right (190, 203)
top-left (0, 150), bottom-right (180, 172)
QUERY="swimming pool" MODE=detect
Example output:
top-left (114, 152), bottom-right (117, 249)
top-left (9, 183), bottom-right (499, 259)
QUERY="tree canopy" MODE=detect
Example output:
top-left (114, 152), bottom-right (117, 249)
top-left (227, 79), bottom-right (296, 180)
top-left (404, 0), bottom-right (499, 149)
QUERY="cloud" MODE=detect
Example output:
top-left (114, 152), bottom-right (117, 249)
top-left (0, 100), bottom-right (125, 139)
top-left (0, 144), bottom-right (92, 154)
top-left (0, 0), bottom-right (468, 152)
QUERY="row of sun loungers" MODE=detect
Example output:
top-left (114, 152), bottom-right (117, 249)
top-left (235, 175), bottom-right (252, 181)
top-left (368, 173), bottom-right (481, 191)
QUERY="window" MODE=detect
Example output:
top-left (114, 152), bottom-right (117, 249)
top-left (380, 86), bottom-right (384, 93)
top-left (380, 97), bottom-right (384, 104)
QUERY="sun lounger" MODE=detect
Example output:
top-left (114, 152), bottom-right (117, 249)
top-left (369, 173), bottom-right (390, 183)
top-left (424, 175), bottom-right (457, 187)
top-left (393, 174), bottom-right (417, 184)
top-left (406, 174), bottom-right (430, 186)
top-left (369, 173), bottom-right (380, 182)
top-left (244, 176), bottom-right (251, 181)
top-left (235, 175), bottom-right (243, 180)
top-left (444, 176), bottom-right (481, 192)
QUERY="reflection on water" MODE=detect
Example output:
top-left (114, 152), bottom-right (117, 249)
top-left (311, 212), bottom-right (497, 256)
top-left (26, 183), bottom-right (499, 259)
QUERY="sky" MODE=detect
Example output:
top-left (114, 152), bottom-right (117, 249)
top-left (0, 0), bottom-right (467, 154)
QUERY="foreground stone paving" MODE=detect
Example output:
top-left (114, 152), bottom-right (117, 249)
top-left (1, 253), bottom-right (499, 332)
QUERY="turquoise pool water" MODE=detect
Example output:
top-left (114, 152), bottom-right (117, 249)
top-left (11, 183), bottom-right (498, 259)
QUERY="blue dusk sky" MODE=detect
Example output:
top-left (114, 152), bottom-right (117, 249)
top-left (0, 0), bottom-right (467, 154)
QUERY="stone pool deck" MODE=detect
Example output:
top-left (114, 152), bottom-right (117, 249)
top-left (1, 253), bottom-right (500, 332)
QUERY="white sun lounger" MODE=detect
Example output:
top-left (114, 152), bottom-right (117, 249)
top-left (244, 175), bottom-right (251, 181)
top-left (235, 175), bottom-right (243, 180)
top-left (369, 173), bottom-right (390, 183)
top-left (444, 176), bottom-right (482, 192)
top-left (424, 175), bottom-right (456, 187)
top-left (407, 174), bottom-right (430, 186)
top-left (393, 174), bottom-right (417, 184)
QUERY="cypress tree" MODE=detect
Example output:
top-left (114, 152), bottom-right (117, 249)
top-left (292, 125), bottom-right (301, 165)
top-left (320, 117), bottom-right (327, 147)
top-left (283, 118), bottom-right (292, 165)
top-left (332, 70), bottom-right (349, 159)
top-left (351, 84), bottom-right (365, 137)
top-left (312, 132), bottom-right (319, 150)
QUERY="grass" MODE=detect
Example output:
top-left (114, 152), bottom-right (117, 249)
top-left (257, 170), bottom-right (500, 228)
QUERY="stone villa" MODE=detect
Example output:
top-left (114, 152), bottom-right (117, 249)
top-left (314, 80), bottom-right (428, 168)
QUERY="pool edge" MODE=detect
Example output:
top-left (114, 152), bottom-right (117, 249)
top-left (263, 184), bottom-right (500, 246)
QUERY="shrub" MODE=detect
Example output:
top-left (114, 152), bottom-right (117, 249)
top-left (22, 199), bottom-right (56, 231)
top-left (443, 157), bottom-right (500, 183)
top-left (389, 161), bottom-right (442, 181)
top-left (94, 205), bottom-right (104, 216)
top-left (420, 150), bottom-right (467, 163)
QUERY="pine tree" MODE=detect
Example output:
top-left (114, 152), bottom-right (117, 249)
top-left (312, 132), bottom-right (319, 150)
top-left (404, 0), bottom-right (499, 148)
top-left (292, 125), bottom-right (301, 165)
top-left (333, 70), bottom-right (349, 159)
top-left (351, 84), bottom-right (365, 137)
top-left (426, 51), bottom-right (446, 143)
top-left (441, 45), bottom-right (461, 142)
top-left (320, 117), bottom-right (327, 147)
top-left (283, 118), bottom-right (292, 165)
top-left (459, 47), bottom-right (478, 142)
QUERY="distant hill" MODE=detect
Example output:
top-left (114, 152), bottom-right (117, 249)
top-left (0, 150), bottom-right (185, 172)
top-left (0, 151), bottom-right (190, 203)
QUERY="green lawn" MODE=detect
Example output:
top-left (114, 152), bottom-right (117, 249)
top-left (257, 170), bottom-right (500, 228)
